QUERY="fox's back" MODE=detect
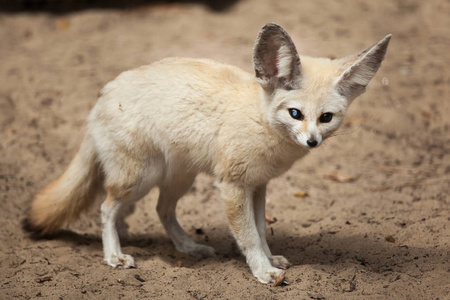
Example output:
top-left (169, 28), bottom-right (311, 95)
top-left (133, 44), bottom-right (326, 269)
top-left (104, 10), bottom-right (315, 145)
top-left (87, 57), bottom-right (260, 173)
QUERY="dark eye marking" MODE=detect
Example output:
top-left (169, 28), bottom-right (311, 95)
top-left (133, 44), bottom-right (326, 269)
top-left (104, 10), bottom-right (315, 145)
top-left (319, 112), bottom-right (333, 123)
top-left (288, 108), bottom-right (304, 121)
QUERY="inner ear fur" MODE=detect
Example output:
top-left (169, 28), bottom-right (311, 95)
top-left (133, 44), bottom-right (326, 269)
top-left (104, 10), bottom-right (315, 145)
top-left (336, 34), bottom-right (392, 100)
top-left (253, 23), bottom-right (302, 91)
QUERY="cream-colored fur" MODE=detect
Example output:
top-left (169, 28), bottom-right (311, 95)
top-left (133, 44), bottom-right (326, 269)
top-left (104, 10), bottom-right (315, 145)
top-left (27, 23), bottom-right (390, 284)
top-left (28, 134), bottom-right (104, 234)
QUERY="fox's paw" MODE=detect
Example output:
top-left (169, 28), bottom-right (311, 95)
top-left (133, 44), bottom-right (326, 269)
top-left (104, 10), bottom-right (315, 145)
top-left (106, 254), bottom-right (135, 269)
top-left (270, 255), bottom-right (291, 269)
top-left (187, 244), bottom-right (216, 258)
top-left (254, 266), bottom-right (289, 285)
top-left (179, 244), bottom-right (216, 258)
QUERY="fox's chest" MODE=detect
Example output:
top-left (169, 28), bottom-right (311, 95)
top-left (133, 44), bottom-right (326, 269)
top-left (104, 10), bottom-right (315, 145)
top-left (216, 140), bottom-right (307, 186)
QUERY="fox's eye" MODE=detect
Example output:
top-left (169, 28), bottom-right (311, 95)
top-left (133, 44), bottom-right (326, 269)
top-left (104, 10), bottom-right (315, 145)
top-left (319, 113), bottom-right (333, 123)
top-left (288, 108), bottom-right (304, 120)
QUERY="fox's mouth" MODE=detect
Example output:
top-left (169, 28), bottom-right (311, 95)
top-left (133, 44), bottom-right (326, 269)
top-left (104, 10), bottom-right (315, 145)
top-left (285, 127), bottom-right (322, 149)
top-left (295, 136), bottom-right (322, 149)
top-left (301, 142), bottom-right (321, 150)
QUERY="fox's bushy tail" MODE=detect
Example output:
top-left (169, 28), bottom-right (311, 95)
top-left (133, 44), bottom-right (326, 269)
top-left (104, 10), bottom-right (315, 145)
top-left (26, 134), bottom-right (104, 234)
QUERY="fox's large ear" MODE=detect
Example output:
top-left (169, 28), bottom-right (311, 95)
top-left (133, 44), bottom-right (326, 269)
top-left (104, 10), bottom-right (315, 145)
top-left (253, 23), bottom-right (301, 91)
top-left (336, 34), bottom-right (392, 100)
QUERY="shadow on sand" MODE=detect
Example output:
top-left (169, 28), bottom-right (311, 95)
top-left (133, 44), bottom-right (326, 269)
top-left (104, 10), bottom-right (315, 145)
top-left (23, 224), bottom-right (448, 273)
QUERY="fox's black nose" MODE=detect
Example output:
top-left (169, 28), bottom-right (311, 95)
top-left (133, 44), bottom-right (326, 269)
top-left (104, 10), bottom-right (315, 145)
top-left (307, 139), bottom-right (318, 148)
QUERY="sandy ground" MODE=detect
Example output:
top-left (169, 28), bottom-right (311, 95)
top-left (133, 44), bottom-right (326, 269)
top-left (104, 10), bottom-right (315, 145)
top-left (1, 0), bottom-right (449, 299)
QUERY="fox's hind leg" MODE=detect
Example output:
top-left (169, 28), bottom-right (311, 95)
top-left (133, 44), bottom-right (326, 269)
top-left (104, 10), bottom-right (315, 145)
top-left (100, 156), bottom-right (162, 268)
top-left (101, 193), bottom-right (135, 268)
top-left (157, 173), bottom-right (216, 258)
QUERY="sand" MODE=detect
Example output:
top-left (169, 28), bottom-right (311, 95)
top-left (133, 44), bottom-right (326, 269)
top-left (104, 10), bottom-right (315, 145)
top-left (1, 0), bottom-right (449, 298)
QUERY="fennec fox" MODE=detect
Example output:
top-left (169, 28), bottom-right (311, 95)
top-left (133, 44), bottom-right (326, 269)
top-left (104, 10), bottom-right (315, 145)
top-left (26, 23), bottom-right (391, 284)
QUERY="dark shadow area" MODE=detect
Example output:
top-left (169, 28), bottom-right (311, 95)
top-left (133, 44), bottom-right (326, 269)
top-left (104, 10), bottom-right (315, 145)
top-left (23, 223), bottom-right (449, 274)
top-left (0, 0), bottom-right (240, 13)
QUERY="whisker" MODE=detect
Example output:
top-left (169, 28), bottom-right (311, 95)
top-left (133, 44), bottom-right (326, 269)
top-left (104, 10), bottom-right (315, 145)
top-left (328, 128), bottom-right (358, 138)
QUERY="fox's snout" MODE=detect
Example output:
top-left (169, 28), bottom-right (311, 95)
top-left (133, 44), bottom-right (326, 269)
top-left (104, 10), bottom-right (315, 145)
top-left (296, 123), bottom-right (323, 149)
top-left (302, 134), bottom-right (322, 149)
top-left (306, 138), bottom-right (319, 148)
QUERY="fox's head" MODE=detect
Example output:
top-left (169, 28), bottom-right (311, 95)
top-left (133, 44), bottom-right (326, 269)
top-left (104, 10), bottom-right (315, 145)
top-left (253, 23), bottom-right (391, 149)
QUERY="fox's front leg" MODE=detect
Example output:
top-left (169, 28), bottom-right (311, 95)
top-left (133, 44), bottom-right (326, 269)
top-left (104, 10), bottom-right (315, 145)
top-left (219, 181), bottom-right (285, 284)
top-left (253, 185), bottom-right (291, 270)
